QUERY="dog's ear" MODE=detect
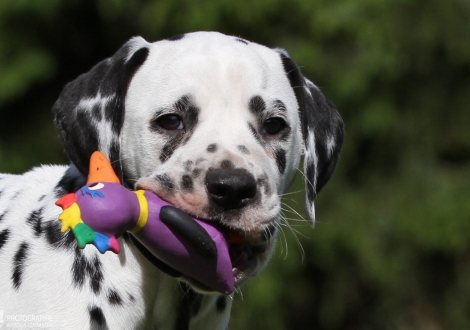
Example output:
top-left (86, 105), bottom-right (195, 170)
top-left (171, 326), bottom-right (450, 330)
top-left (53, 36), bottom-right (150, 181)
top-left (276, 49), bottom-right (344, 226)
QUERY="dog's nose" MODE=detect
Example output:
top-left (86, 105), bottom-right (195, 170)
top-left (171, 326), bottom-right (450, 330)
top-left (205, 169), bottom-right (257, 211)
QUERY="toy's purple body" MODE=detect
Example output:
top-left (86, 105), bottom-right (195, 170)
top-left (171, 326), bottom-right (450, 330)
top-left (76, 184), bottom-right (141, 237)
top-left (73, 183), bottom-right (234, 294)
top-left (140, 191), bottom-right (232, 294)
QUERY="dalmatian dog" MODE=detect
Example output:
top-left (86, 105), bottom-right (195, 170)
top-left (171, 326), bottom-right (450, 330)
top-left (0, 32), bottom-right (343, 330)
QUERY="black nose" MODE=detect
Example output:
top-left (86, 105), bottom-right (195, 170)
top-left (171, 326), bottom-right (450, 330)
top-left (205, 169), bottom-right (257, 211)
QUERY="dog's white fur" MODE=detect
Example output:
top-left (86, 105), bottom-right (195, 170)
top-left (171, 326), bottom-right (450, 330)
top-left (0, 32), bottom-right (343, 330)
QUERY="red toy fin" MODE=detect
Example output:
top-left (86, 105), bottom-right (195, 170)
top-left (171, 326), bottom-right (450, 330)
top-left (55, 193), bottom-right (77, 210)
top-left (87, 151), bottom-right (121, 184)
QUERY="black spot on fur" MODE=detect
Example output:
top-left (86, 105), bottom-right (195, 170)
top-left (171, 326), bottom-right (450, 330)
top-left (0, 229), bottom-right (10, 251)
top-left (249, 95), bottom-right (266, 116)
top-left (54, 165), bottom-right (87, 198)
top-left (87, 255), bottom-right (103, 294)
top-left (192, 168), bottom-right (201, 179)
top-left (108, 289), bottom-right (123, 305)
top-left (43, 220), bottom-right (76, 249)
top-left (220, 160), bottom-right (235, 170)
top-left (89, 306), bottom-right (107, 327)
top-left (71, 252), bottom-right (103, 293)
top-left (154, 174), bottom-right (176, 196)
top-left (12, 242), bottom-right (29, 289)
top-left (181, 175), bottom-right (194, 192)
top-left (175, 283), bottom-right (203, 330)
top-left (236, 38), bottom-right (249, 45)
top-left (0, 211), bottom-right (7, 223)
top-left (167, 34), bottom-right (186, 41)
top-left (72, 250), bottom-right (87, 288)
top-left (27, 208), bottom-right (44, 237)
top-left (183, 160), bottom-right (193, 172)
top-left (237, 145), bottom-right (250, 154)
top-left (207, 143), bottom-right (218, 153)
top-left (274, 148), bottom-right (287, 174)
top-left (160, 133), bottom-right (185, 163)
top-left (248, 122), bottom-right (261, 144)
top-left (216, 296), bottom-right (227, 313)
top-left (195, 158), bottom-right (206, 165)
top-left (38, 194), bottom-right (46, 202)
top-left (128, 293), bottom-right (135, 301)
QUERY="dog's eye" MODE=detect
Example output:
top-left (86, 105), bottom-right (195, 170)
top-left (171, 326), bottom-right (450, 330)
top-left (155, 114), bottom-right (184, 130)
top-left (262, 117), bottom-right (286, 135)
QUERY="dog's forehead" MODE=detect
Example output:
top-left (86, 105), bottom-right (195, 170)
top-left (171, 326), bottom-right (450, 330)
top-left (127, 32), bottom-right (297, 114)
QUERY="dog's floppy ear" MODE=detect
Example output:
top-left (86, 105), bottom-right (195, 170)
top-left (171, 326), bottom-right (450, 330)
top-left (53, 36), bottom-right (150, 181)
top-left (276, 49), bottom-right (344, 226)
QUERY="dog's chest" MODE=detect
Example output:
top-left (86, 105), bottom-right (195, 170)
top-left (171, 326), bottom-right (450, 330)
top-left (0, 166), bottom-right (230, 330)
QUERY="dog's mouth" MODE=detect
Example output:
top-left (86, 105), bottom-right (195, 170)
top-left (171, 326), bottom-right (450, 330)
top-left (228, 229), bottom-right (269, 285)
top-left (134, 178), bottom-right (276, 293)
top-left (180, 227), bottom-right (272, 293)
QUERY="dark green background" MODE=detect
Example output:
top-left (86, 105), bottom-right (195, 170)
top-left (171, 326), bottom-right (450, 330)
top-left (1, 1), bottom-right (469, 329)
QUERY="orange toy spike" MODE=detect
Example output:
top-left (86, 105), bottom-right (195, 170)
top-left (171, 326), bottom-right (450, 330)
top-left (87, 151), bottom-right (121, 184)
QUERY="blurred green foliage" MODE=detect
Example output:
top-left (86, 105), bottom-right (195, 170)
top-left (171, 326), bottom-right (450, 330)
top-left (0, 0), bottom-right (469, 329)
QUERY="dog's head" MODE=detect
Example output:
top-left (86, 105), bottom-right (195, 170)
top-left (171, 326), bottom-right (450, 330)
top-left (53, 32), bottom-right (343, 290)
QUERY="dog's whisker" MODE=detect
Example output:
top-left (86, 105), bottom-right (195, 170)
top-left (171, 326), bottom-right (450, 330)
top-left (279, 211), bottom-right (306, 263)
top-left (278, 189), bottom-right (304, 197)
top-left (280, 202), bottom-right (307, 222)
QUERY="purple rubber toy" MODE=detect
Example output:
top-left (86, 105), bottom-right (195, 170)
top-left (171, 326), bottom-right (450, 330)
top-left (56, 151), bottom-right (234, 294)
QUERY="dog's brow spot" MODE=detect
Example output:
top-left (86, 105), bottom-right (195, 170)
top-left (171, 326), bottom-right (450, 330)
top-left (237, 145), bottom-right (250, 154)
top-left (181, 175), bottom-right (194, 191)
top-left (38, 194), bottom-right (46, 202)
top-left (207, 143), bottom-right (218, 153)
top-left (128, 293), bottom-right (135, 301)
top-left (249, 95), bottom-right (266, 115)
top-left (216, 296), bottom-right (227, 313)
top-left (220, 160), bottom-right (235, 170)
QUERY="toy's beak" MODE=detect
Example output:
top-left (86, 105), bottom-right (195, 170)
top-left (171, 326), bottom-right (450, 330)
top-left (87, 151), bottom-right (121, 184)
